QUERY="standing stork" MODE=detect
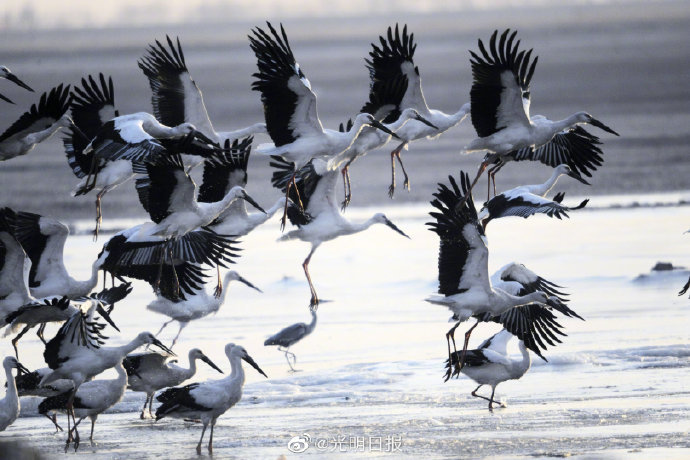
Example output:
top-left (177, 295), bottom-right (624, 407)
top-left (264, 306), bottom-right (317, 372)
top-left (0, 84), bottom-right (71, 161)
top-left (201, 137), bottom-right (286, 236)
top-left (138, 35), bottom-right (267, 159)
top-left (271, 156), bottom-right (409, 306)
top-left (248, 22), bottom-right (399, 229)
top-left (445, 329), bottom-right (530, 411)
top-left (123, 348), bottom-right (223, 419)
top-left (426, 171), bottom-right (582, 378)
top-left (0, 66), bottom-right (34, 104)
top-left (477, 164), bottom-right (590, 228)
top-left (366, 24), bottom-right (471, 196)
top-left (155, 343), bottom-right (267, 454)
top-left (0, 357), bottom-right (29, 432)
top-left (38, 359), bottom-right (127, 449)
top-left (463, 29), bottom-right (619, 199)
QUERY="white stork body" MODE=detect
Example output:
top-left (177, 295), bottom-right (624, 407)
top-left (124, 348), bottom-right (223, 419)
top-left (264, 308), bottom-right (317, 371)
top-left (271, 157), bottom-right (409, 306)
top-left (0, 65), bottom-right (34, 104)
top-left (147, 271), bottom-right (261, 346)
top-left (448, 329), bottom-right (530, 411)
top-left (0, 84), bottom-right (71, 161)
top-left (155, 343), bottom-right (267, 454)
top-left (0, 357), bottom-right (29, 431)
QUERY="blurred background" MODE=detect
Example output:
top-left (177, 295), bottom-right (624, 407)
top-left (0, 0), bottom-right (688, 221)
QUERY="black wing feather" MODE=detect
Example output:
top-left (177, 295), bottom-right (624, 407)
top-left (0, 84), bottom-right (71, 143)
top-left (197, 137), bottom-right (253, 203)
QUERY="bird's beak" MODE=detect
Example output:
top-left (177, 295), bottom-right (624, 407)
top-left (96, 303), bottom-right (120, 332)
top-left (200, 354), bottom-right (224, 374)
top-left (413, 113), bottom-right (439, 130)
top-left (0, 93), bottom-right (14, 104)
top-left (241, 191), bottom-right (266, 214)
top-left (567, 169), bottom-right (590, 186)
top-left (151, 338), bottom-right (176, 356)
top-left (589, 118), bottom-right (619, 136)
top-left (383, 217), bottom-right (410, 239)
top-left (242, 353), bottom-right (268, 378)
top-left (15, 361), bottom-right (30, 375)
top-left (237, 275), bottom-right (263, 293)
top-left (5, 72), bottom-right (34, 92)
top-left (367, 119), bottom-right (400, 140)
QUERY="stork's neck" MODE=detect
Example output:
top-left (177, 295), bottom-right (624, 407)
top-left (305, 310), bottom-right (318, 335)
top-left (433, 103), bottom-right (472, 132)
top-left (3, 364), bottom-right (18, 405)
top-left (70, 258), bottom-right (101, 297)
top-left (347, 216), bottom-right (380, 236)
top-left (185, 352), bottom-right (199, 380)
top-left (226, 354), bottom-right (245, 385)
top-left (532, 168), bottom-right (565, 197)
top-left (103, 336), bottom-right (150, 366)
top-left (550, 113), bottom-right (583, 135)
top-left (511, 341), bottom-right (531, 378)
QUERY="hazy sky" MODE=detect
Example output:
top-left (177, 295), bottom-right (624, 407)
top-left (0, 0), bottom-right (614, 30)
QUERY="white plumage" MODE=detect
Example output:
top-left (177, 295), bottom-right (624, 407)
top-left (0, 356), bottom-right (29, 431)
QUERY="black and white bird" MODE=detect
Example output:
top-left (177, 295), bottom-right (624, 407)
top-left (134, 153), bottom-right (265, 239)
top-left (38, 359), bottom-right (127, 449)
top-left (0, 66), bottom-right (34, 104)
top-left (202, 137), bottom-right (287, 236)
top-left (271, 156), bottom-right (409, 306)
top-left (463, 29), bottom-right (619, 198)
top-left (64, 74), bottom-right (221, 237)
top-left (0, 356), bottom-right (29, 432)
top-left (365, 24), bottom-right (471, 196)
top-left (426, 171), bottom-right (582, 377)
top-left (13, 365), bottom-right (74, 432)
top-left (97, 223), bottom-right (241, 301)
top-left (8, 209), bottom-right (103, 299)
top-left (123, 348), bottom-right (223, 419)
top-left (139, 35), bottom-right (267, 156)
top-left (147, 270), bottom-right (262, 347)
top-left (264, 307), bottom-right (317, 372)
top-left (248, 22), bottom-right (399, 228)
top-left (40, 305), bottom-right (173, 445)
top-left (477, 164), bottom-right (590, 227)
top-left (0, 84), bottom-right (71, 161)
top-left (445, 329), bottom-right (530, 411)
top-left (3, 283), bottom-right (129, 358)
top-left (155, 343), bottom-right (267, 454)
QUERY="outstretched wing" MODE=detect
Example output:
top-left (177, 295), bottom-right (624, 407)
top-left (426, 171), bottom-right (489, 296)
top-left (482, 192), bottom-right (588, 223)
top-left (138, 35), bottom-right (215, 137)
top-left (135, 154), bottom-right (191, 223)
top-left (249, 22), bottom-right (323, 146)
top-left (510, 126), bottom-right (604, 177)
top-left (197, 137), bottom-right (253, 204)
top-left (470, 29), bottom-right (536, 137)
top-left (0, 84), bottom-right (71, 143)
top-left (43, 307), bottom-right (110, 369)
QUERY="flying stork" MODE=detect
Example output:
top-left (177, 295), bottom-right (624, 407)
top-left (0, 84), bottom-right (71, 161)
top-left (463, 29), bottom-right (619, 199)
top-left (248, 22), bottom-right (399, 229)
top-left (366, 24), bottom-right (471, 196)
top-left (271, 156), bottom-right (409, 306)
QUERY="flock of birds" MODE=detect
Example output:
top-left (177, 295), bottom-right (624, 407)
top-left (0, 23), bottom-right (620, 453)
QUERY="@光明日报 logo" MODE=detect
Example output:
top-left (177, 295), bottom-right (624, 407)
top-left (287, 434), bottom-right (311, 453)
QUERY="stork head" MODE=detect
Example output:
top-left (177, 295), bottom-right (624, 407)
top-left (224, 271), bottom-right (263, 293)
top-left (190, 348), bottom-right (224, 374)
top-left (0, 66), bottom-right (34, 92)
top-left (227, 186), bottom-right (266, 214)
top-left (138, 332), bottom-right (176, 356)
top-left (576, 112), bottom-right (619, 136)
top-left (554, 164), bottom-right (590, 185)
top-left (226, 343), bottom-right (268, 378)
top-left (358, 113), bottom-right (400, 140)
top-left (3, 356), bottom-right (29, 375)
top-left (372, 213), bottom-right (410, 239)
top-left (401, 109), bottom-right (439, 130)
